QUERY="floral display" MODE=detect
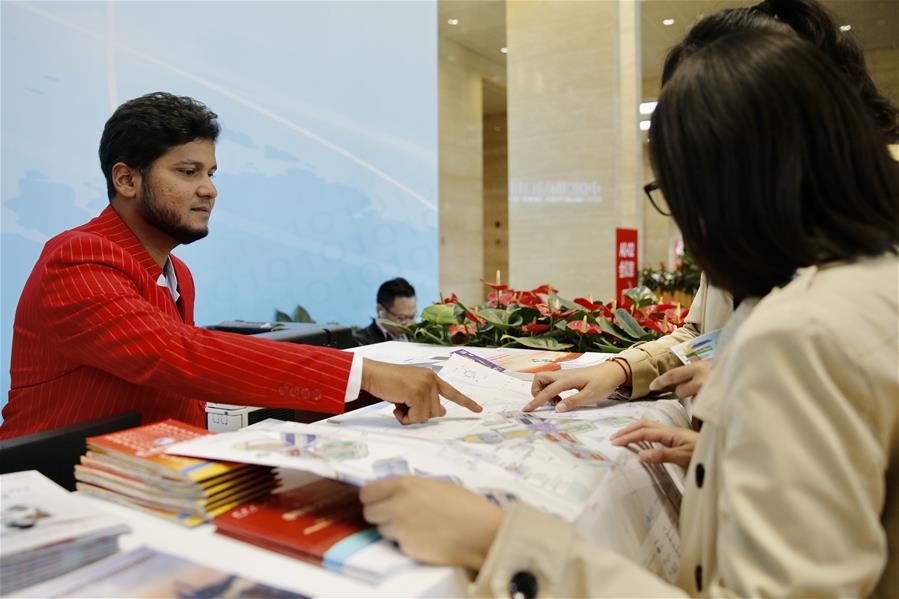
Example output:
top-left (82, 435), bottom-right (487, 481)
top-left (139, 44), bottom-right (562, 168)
top-left (381, 274), bottom-right (689, 353)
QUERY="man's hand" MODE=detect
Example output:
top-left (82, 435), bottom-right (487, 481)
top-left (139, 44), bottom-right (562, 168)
top-left (525, 360), bottom-right (628, 413)
top-left (361, 359), bottom-right (482, 425)
top-left (610, 420), bottom-right (698, 469)
top-left (649, 360), bottom-right (713, 398)
top-left (360, 476), bottom-right (503, 570)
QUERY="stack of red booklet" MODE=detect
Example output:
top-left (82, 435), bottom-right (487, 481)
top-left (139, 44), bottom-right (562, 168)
top-left (214, 478), bottom-right (413, 583)
top-left (75, 420), bottom-right (278, 527)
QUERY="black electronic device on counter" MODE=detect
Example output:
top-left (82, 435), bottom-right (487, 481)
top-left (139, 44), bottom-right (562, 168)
top-left (206, 321), bottom-right (355, 349)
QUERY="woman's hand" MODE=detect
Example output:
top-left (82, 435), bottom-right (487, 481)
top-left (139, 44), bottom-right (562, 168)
top-left (360, 476), bottom-right (504, 571)
top-left (525, 360), bottom-right (628, 412)
top-left (649, 360), bottom-right (713, 398)
top-left (610, 421), bottom-right (699, 469)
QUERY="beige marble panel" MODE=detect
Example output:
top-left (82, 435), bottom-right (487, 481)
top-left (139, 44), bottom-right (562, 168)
top-left (439, 38), bottom-right (505, 303)
top-left (507, 0), bottom-right (642, 300)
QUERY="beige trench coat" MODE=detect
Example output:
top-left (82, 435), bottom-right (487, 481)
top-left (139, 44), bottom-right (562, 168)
top-left (472, 253), bottom-right (899, 597)
top-left (618, 274), bottom-right (733, 398)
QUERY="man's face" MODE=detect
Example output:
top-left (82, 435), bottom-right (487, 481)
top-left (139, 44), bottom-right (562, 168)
top-left (139, 139), bottom-right (217, 245)
top-left (380, 295), bottom-right (417, 337)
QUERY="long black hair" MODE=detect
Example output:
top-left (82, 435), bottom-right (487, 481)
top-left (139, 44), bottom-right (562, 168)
top-left (662, 0), bottom-right (899, 143)
top-left (650, 31), bottom-right (899, 299)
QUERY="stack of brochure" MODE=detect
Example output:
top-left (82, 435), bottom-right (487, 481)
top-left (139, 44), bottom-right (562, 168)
top-left (75, 420), bottom-right (278, 527)
top-left (0, 470), bottom-right (130, 594)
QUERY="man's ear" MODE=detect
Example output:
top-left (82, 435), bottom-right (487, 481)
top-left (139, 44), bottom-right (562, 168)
top-left (376, 304), bottom-right (385, 317)
top-left (111, 162), bottom-right (141, 200)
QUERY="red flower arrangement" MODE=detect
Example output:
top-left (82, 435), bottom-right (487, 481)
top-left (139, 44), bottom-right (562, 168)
top-left (378, 273), bottom-right (689, 353)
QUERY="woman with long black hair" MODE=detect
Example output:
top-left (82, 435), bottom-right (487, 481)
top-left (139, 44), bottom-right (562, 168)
top-left (360, 31), bottom-right (899, 598)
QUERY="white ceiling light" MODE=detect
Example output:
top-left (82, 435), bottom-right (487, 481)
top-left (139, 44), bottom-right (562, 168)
top-left (640, 120), bottom-right (651, 131)
top-left (447, 18), bottom-right (459, 25)
top-left (839, 24), bottom-right (851, 32)
top-left (640, 101), bottom-right (657, 115)
top-left (662, 18), bottom-right (675, 26)
top-left (500, 47), bottom-right (509, 54)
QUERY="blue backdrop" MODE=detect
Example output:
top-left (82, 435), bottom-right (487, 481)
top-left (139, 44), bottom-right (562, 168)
top-left (0, 1), bottom-right (438, 416)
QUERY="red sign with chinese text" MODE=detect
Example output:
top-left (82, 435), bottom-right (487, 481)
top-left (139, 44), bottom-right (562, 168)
top-left (615, 228), bottom-right (639, 305)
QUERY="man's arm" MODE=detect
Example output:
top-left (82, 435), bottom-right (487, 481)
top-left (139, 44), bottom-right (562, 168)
top-left (39, 240), bottom-right (352, 414)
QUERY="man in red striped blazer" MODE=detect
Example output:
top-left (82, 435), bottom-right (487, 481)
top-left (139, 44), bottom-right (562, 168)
top-left (0, 92), bottom-right (479, 440)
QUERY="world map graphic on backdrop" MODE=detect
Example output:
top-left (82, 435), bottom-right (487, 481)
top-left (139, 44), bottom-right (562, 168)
top-left (0, 2), bottom-right (439, 416)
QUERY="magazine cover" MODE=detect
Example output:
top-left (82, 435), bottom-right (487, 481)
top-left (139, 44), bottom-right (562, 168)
top-left (215, 478), bottom-right (412, 582)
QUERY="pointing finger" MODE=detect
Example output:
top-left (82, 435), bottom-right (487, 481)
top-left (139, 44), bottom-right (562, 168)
top-left (437, 378), bottom-right (482, 413)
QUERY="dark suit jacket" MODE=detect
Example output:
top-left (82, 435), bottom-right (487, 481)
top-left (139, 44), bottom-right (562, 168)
top-left (353, 320), bottom-right (391, 346)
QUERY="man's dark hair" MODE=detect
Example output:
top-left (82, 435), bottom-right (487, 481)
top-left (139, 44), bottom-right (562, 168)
top-left (377, 278), bottom-right (416, 308)
top-left (661, 0), bottom-right (899, 143)
top-left (649, 31), bottom-right (899, 300)
top-left (99, 92), bottom-right (220, 200)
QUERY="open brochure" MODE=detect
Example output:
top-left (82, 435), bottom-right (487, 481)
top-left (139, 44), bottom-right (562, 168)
top-left (670, 329), bottom-right (721, 364)
top-left (169, 355), bottom-right (690, 581)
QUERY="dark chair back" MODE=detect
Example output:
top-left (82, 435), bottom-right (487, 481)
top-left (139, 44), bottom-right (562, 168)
top-left (0, 413), bottom-right (140, 490)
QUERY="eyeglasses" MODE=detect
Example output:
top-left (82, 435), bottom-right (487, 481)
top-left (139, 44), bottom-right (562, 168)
top-left (643, 181), bottom-right (671, 217)
top-left (383, 307), bottom-right (418, 325)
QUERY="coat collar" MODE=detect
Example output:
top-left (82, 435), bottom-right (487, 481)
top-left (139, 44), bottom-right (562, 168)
top-left (83, 205), bottom-right (165, 281)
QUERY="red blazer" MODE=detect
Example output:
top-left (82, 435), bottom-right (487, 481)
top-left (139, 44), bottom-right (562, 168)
top-left (1, 206), bottom-right (353, 439)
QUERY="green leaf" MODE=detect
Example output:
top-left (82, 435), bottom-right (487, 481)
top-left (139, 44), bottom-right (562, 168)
top-left (615, 308), bottom-right (647, 338)
top-left (421, 304), bottom-right (458, 325)
top-left (376, 317), bottom-right (404, 330)
top-left (274, 309), bottom-right (292, 322)
top-left (512, 306), bottom-right (541, 324)
top-left (292, 304), bottom-right (315, 323)
top-left (591, 340), bottom-right (627, 353)
top-left (595, 317), bottom-right (629, 340)
top-left (413, 325), bottom-right (449, 345)
top-left (477, 308), bottom-right (523, 329)
top-left (501, 335), bottom-right (573, 350)
top-left (548, 293), bottom-right (578, 311)
top-left (624, 286), bottom-right (658, 310)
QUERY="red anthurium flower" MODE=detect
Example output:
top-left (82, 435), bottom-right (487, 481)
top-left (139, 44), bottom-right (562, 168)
top-left (465, 310), bottom-right (487, 325)
top-left (435, 293), bottom-right (459, 305)
top-left (521, 322), bottom-right (550, 334)
top-left (516, 291), bottom-right (541, 307)
top-left (650, 302), bottom-right (678, 312)
top-left (573, 297), bottom-right (603, 312)
top-left (639, 318), bottom-right (663, 334)
top-left (481, 278), bottom-right (509, 291)
top-left (597, 304), bottom-right (615, 319)
top-left (530, 284), bottom-right (558, 295)
top-left (487, 290), bottom-right (516, 306)
top-left (448, 323), bottom-right (478, 344)
top-left (567, 318), bottom-right (601, 335)
top-left (536, 303), bottom-right (575, 319)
